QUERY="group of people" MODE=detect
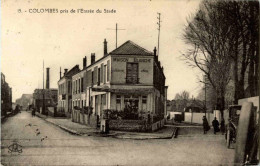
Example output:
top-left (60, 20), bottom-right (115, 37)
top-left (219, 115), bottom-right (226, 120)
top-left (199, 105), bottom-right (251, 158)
top-left (202, 116), bottom-right (225, 134)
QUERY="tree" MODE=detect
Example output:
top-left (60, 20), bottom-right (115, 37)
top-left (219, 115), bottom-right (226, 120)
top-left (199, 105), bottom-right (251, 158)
top-left (216, 1), bottom-right (259, 102)
top-left (174, 90), bottom-right (190, 100)
top-left (183, 0), bottom-right (232, 117)
top-left (174, 91), bottom-right (190, 112)
top-left (183, 0), bottom-right (259, 116)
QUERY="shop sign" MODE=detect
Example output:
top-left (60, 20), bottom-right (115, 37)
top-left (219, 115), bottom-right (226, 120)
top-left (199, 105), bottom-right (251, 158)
top-left (113, 57), bottom-right (151, 63)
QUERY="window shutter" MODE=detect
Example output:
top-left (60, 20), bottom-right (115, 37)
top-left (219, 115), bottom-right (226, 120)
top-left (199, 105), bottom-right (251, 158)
top-left (86, 70), bottom-right (91, 87)
top-left (101, 63), bottom-right (104, 83)
top-left (94, 66), bottom-right (98, 85)
top-left (83, 72), bottom-right (87, 89)
top-left (107, 60), bottom-right (110, 82)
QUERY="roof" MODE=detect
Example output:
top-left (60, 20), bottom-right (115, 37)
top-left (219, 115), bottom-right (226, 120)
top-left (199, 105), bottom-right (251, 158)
top-left (59, 65), bottom-right (80, 81)
top-left (109, 40), bottom-right (153, 56)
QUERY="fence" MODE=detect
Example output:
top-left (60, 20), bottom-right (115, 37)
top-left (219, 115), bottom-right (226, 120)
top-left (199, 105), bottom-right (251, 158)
top-left (71, 109), bottom-right (98, 127)
top-left (109, 119), bottom-right (165, 132)
top-left (184, 110), bottom-right (221, 125)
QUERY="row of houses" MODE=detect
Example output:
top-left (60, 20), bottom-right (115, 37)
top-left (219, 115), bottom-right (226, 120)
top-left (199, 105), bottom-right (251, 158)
top-left (58, 39), bottom-right (168, 123)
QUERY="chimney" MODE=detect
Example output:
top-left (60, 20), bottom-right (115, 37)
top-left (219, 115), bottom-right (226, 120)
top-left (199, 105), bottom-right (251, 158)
top-left (91, 53), bottom-right (95, 64)
top-left (64, 69), bottom-right (68, 75)
top-left (60, 67), bottom-right (62, 79)
top-left (83, 56), bottom-right (87, 68)
top-left (104, 39), bottom-right (107, 56)
top-left (153, 47), bottom-right (157, 56)
top-left (46, 68), bottom-right (50, 89)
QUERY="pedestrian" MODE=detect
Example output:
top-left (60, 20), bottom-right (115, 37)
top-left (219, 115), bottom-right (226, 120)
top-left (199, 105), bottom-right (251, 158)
top-left (212, 117), bottom-right (220, 134)
top-left (32, 107), bottom-right (36, 117)
top-left (202, 116), bottom-right (210, 134)
top-left (220, 119), bottom-right (225, 135)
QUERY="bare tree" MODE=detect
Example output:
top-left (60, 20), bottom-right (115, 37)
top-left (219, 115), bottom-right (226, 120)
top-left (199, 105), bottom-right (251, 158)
top-left (174, 90), bottom-right (190, 112)
top-left (212, 0), bottom-right (259, 102)
top-left (183, 0), bottom-right (232, 116)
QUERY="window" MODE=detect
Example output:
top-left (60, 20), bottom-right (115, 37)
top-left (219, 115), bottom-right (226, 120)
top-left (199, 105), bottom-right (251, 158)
top-left (102, 94), bottom-right (106, 105)
top-left (104, 65), bottom-right (107, 84)
top-left (142, 96), bottom-right (147, 111)
top-left (98, 68), bottom-right (101, 85)
top-left (91, 71), bottom-right (94, 85)
top-left (107, 60), bottom-right (110, 82)
top-left (81, 78), bottom-right (84, 92)
top-left (124, 95), bottom-right (139, 111)
top-left (68, 81), bottom-right (71, 94)
top-left (116, 95), bottom-right (121, 111)
top-left (126, 63), bottom-right (139, 84)
top-left (75, 80), bottom-right (77, 94)
top-left (78, 79), bottom-right (80, 93)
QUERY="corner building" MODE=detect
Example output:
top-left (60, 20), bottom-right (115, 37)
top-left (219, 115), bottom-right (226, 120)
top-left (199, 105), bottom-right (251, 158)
top-left (71, 40), bottom-right (167, 119)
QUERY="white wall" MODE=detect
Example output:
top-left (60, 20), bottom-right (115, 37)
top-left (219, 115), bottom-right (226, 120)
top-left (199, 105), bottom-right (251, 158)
top-left (184, 110), bottom-right (221, 125)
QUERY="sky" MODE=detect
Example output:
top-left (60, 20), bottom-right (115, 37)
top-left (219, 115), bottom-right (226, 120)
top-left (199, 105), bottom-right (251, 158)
top-left (2, 0), bottom-right (203, 102)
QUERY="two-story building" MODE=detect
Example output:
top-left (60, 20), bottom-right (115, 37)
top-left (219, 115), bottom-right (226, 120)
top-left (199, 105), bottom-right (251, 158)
top-left (58, 65), bottom-right (80, 117)
top-left (70, 39), bottom-right (167, 120)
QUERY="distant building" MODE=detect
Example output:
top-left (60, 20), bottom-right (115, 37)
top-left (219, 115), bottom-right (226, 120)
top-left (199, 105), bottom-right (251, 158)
top-left (33, 68), bottom-right (58, 114)
top-left (15, 94), bottom-right (33, 109)
top-left (68, 39), bottom-right (167, 120)
top-left (57, 65), bottom-right (80, 117)
top-left (33, 88), bottom-right (58, 112)
top-left (1, 73), bottom-right (12, 116)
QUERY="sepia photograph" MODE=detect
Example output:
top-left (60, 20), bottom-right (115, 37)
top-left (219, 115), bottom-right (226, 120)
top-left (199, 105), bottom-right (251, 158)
top-left (1, 0), bottom-right (259, 165)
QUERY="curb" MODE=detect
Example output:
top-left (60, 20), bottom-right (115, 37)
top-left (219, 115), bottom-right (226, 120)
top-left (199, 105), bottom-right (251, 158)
top-left (35, 113), bottom-right (82, 136)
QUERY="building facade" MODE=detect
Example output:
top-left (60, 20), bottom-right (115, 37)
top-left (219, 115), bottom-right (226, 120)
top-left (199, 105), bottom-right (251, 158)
top-left (33, 88), bottom-right (58, 113)
top-left (1, 73), bottom-right (12, 116)
top-left (58, 65), bottom-right (80, 117)
top-left (70, 40), bottom-right (167, 120)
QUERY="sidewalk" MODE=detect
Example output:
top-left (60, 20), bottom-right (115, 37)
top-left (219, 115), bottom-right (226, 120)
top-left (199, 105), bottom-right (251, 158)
top-left (35, 112), bottom-right (177, 140)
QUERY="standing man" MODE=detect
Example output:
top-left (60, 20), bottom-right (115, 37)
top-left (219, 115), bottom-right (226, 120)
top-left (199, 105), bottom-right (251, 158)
top-left (212, 117), bottom-right (220, 134)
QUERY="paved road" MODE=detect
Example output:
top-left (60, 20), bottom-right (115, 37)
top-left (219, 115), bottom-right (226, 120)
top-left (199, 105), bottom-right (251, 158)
top-left (1, 111), bottom-right (235, 166)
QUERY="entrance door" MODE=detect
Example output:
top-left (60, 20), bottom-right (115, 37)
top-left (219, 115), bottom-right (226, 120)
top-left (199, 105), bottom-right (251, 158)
top-left (124, 95), bottom-right (139, 113)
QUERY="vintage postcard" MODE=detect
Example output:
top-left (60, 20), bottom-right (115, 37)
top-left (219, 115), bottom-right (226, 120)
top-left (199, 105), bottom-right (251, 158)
top-left (1, 0), bottom-right (259, 165)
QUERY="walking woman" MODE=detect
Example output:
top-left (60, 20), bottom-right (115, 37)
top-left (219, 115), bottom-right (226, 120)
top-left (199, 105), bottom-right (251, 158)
top-left (202, 116), bottom-right (210, 134)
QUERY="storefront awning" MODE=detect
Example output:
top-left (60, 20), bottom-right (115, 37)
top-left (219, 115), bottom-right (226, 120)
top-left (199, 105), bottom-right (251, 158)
top-left (92, 87), bottom-right (154, 94)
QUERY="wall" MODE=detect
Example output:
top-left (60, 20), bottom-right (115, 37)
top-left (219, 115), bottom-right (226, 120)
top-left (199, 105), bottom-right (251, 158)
top-left (184, 111), bottom-right (221, 125)
top-left (71, 109), bottom-right (98, 127)
top-left (109, 119), bottom-right (165, 132)
top-left (168, 112), bottom-right (182, 119)
top-left (109, 120), bottom-right (147, 132)
top-left (238, 96), bottom-right (259, 112)
top-left (111, 55), bottom-right (154, 85)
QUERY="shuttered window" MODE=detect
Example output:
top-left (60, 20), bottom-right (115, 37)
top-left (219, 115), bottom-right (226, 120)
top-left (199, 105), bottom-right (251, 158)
top-left (101, 63), bottom-right (104, 83)
top-left (126, 63), bottom-right (139, 84)
top-left (81, 78), bottom-right (84, 92)
top-left (94, 67), bottom-right (98, 85)
top-left (86, 70), bottom-right (92, 87)
top-left (107, 60), bottom-right (110, 82)
top-left (104, 65), bottom-right (107, 84)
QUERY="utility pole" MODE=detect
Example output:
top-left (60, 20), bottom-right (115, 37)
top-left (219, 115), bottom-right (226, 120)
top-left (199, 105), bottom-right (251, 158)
top-left (107, 23), bottom-right (125, 49)
top-left (157, 13), bottom-right (161, 56)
